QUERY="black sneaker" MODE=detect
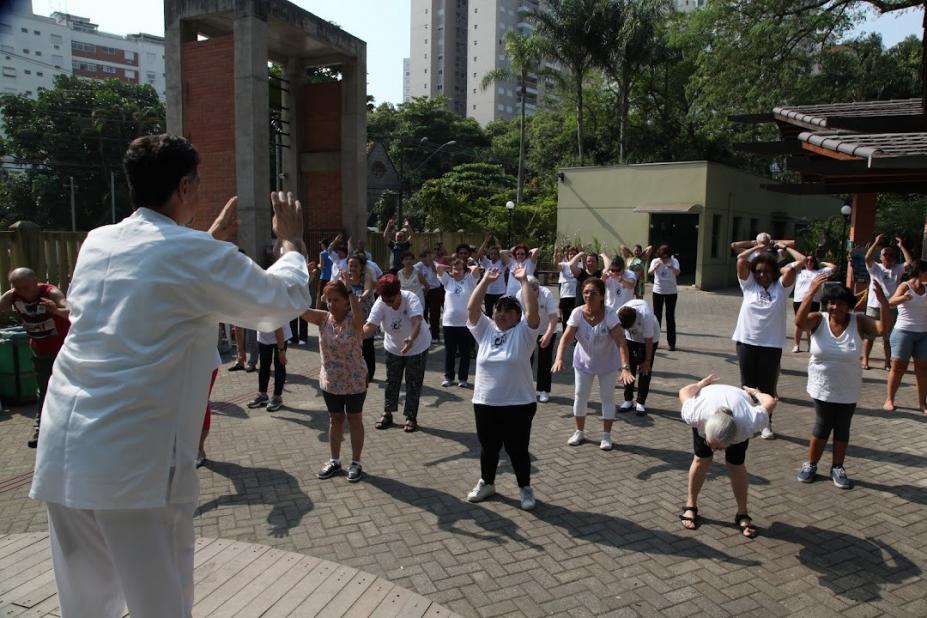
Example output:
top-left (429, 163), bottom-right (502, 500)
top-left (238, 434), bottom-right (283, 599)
top-left (347, 462), bottom-right (363, 483)
top-left (27, 426), bottom-right (39, 449)
top-left (247, 394), bottom-right (269, 408)
top-left (318, 460), bottom-right (342, 479)
top-left (266, 396), bottom-right (283, 412)
top-left (228, 363), bottom-right (246, 372)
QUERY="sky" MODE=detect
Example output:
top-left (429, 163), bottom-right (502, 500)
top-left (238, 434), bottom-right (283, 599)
top-left (30, 0), bottom-right (923, 106)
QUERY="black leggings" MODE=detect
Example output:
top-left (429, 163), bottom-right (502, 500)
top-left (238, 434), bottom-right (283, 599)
top-left (362, 338), bottom-right (375, 382)
top-left (624, 340), bottom-right (657, 404)
top-left (736, 342), bottom-right (781, 427)
top-left (474, 403), bottom-right (536, 487)
top-left (258, 342), bottom-right (286, 396)
top-left (443, 326), bottom-right (474, 382)
top-left (559, 297), bottom-right (576, 333)
top-left (812, 399), bottom-right (856, 442)
top-left (652, 292), bottom-right (677, 348)
top-left (531, 334), bottom-right (555, 392)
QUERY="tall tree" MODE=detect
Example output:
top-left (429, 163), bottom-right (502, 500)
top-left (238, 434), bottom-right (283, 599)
top-left (480, 31), bottom-right (544, 206)
top-left (530, 0), bottom-right (609, 165)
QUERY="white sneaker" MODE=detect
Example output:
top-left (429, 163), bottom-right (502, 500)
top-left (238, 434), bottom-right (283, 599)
top-left (567, 430), bottom-right (585, 446)
top-left (634, 402), bottom-right (646, 416)
top-left (299, 339), bottom-right (308, 345)
top-left (519, 486), bottom-right (536, 510)
top-left (538, 391), bottom-right (550, 403)
top-left (619, 400), bottom-right (633, 411)
top-left (792, 345), bottom-right (800, 353)
top-left (458, 381), bottom-right (469, 388)
top-left (467, 479), bottom-right (495, 502)
top-left (761, 427), bottom-right (776, 440)
top-left (600, 433), bottom-right (613, 451)
top-left (441, 379), bottom-right (453, 387)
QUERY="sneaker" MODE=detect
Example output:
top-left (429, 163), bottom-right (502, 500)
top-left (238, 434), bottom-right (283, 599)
top-left (441, 379), bottom-right (454, 387)
top-left (318, 459), bottom-right (342, 479)
top-left (797, 462), bottom-right (817, 483)
top-left (538, 391), bottom-right (550, 403)
top-left (247, 393), bottom-right (269, 408)
top-left (228, 362), bottom-right (246, 372)
top-left (266, 396), bottom-right (283, 412)
top-left (792, 345), bottom-right (801, 353)
top-left (458, 381), bottom-right (469, 389)
top-left (634, 402), bottom-right (646, 416)
top-left (196, 449), bottom-right (208, 468)
top-left (467, 479), bottom-right (495, 502)
top-left (831, 465), bottom-right (852, 489)
top-left (600, 433), bottom-right (613, 451)
top-left (567, 430), bottom-right (585, 446)
top-left (245, 364), bottom-right (257, 373)
top-left (619, 400), bottom-right (633, 412)
top-left (761, 427), bottom-right (775, 440)
top-left (27, 426), bottom-right (39, 449)
top-left (519, 486), bottom-right (536, 511)
top-left (299, 339), bottom-right (307, 345)
top-left (347, 462), bottom-right (363, 483)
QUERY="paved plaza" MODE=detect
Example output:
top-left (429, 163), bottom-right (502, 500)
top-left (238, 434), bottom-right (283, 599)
top-left (1, 285), bottom-right (926, 617)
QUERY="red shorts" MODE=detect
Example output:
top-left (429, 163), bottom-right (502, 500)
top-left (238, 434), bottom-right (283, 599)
top-left (202, 368), bottom-right (219, 434)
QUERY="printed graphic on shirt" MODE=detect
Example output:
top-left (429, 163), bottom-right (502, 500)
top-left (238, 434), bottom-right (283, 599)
top-left (14, 300), bottom-right (58, 339)
top-left (492, 331), bottom-right (510, 347)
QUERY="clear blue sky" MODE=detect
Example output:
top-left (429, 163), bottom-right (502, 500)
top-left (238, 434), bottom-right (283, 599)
top-left (31, 0), bottom-right (923, 105)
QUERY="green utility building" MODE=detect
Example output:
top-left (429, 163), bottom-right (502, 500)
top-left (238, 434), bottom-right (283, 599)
top-left (556, 161), bottom-right (842, 290)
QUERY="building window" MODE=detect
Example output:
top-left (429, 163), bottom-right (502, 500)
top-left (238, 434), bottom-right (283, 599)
top-left (749, 218), bottom-right (759, 239)
top-left (21, 27), bottom-right (27, 33)
top-left (34, 50), bottom-right (41, 56)
top-left (146, 71), bottom-right (156, 81)
top-left (474, 24), bottom-right (478, 29)
top-left (101, 46), bottom-right (117, 55)
top-left (473, 72), bottom-right (476, 77)
top-left (102, 65), bottom-right (116, 74)
top-left (51, 34), bottom-right (62, 44)
top-left (36, 71), bottom-right (43, 76)
top-left (33, 30), bottom-right (40, 35)
top-left (53, 44), bottom-right (60, 50)
top-left (22, 49), bottom-right (29, 54)
top-left (24, 69), bottom-right (31, 75)
top-left (126, 70), bottom-right (135, 78)
top-left (711, 214), bottom-right (723, 258)
top-left (2, 66), bottom-right (15, 77)
top-left (72, 41), bottom-right (97, 53)
top-left (124, 50), bottom-right (135, 61)
top-left (473, 40), bottom-right (477, 45)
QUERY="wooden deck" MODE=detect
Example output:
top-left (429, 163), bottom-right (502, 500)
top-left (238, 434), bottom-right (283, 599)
top-left (0, 534), bottom-right (459, 617)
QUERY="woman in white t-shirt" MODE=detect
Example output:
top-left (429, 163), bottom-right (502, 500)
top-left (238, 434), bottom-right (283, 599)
top-left (363, 274), bottom-right (432, 432)
top-left (678, 375), bottom-right (777, 538)
top-left (465, 266), bottom-right (541, 511)
top-left (437, 259), bottom-right (479, 388)
top-left (476, 232), bottom-right (508, 315)
top-left (397, 251), bottom-right (428, 306)
top-left (732, 246), bottom-right (799, 439)
top-left (246, 323), bottom-right (290, 412)
top-left (886, 260), bottom-right (927, 412)
top-left (556, 245), bottom-right (583, 332)
top-left (795, 274), bottom-right (887, 489)
top-left (602, 254), bottom-right (637, 313)
top-left (791, 252), bottom-right (836, 353)
top-left (648, 245), bottom-right (681, 350)
top-left (553, 278), bottom-right (634, 451)
top-left (501, 243), bottom-right (538, 296)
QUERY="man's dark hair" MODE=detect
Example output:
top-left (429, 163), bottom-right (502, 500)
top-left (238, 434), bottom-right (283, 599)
top-left (123, 134), bottom-right (199, 209)
top-left (617, 306), bottom-right (637, 329)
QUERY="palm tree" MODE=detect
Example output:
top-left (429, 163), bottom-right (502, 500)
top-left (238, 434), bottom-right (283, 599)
top-left (480, 31), bottom-right (543, 206)
top-left (530, 0), bottom-right (608, 166)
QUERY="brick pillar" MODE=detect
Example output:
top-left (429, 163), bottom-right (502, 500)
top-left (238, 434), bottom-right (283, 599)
top-left (302, 82), bottom-right (343, 236)
top-left (340, 55), bottom-right (367, 241)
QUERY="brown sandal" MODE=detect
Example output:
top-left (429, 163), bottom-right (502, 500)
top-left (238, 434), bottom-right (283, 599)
top-left (404, 419), bottom-right (417, 433)
top-left (375, 413), bottom-right (393, 430)
top-left (735, 513), bottom-right (758, 539)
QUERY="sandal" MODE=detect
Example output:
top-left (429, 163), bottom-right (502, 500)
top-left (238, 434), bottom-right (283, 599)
top-left (679, 506), bottom-right (698, 530)
top-left (404, 419), bottom-right (417, 433)
top-left (375, 413), bottom-right (393, 430)
top-left (734, 513), bottom-right (758, 539)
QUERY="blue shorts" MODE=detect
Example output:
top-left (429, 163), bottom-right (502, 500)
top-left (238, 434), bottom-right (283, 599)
top-left (889, 329), bottom-right (927, 360)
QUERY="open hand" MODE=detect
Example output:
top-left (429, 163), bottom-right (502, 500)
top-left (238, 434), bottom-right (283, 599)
top-left (271, 191), bottom-right (303, 244)
top-left (552, 358), bottom-right (564, 373)
top-left (208, 196), bottom-right (239, 242)
top-left (512, 266), bottom-right (527, 282)
top-left (484, 267), bottom-right (502, 283)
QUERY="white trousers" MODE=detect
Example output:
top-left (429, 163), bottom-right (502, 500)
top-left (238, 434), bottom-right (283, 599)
top-left (47, 501), bottom-right (195, 618)
top-left (573, 368), bottom-right (617, 420)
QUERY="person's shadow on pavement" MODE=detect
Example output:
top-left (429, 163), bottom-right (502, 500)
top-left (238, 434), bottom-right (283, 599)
top-left (195, 459), bottom-right (313, 538)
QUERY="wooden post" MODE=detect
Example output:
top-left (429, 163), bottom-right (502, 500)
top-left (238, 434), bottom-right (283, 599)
top-left (9, 221), bottom-right (45, 279)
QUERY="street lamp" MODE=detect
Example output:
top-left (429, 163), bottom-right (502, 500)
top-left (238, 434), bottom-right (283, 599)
top-left (840, 200), bottom-right (852, 286)
top-left (506, 200), bottom-right (515, 247)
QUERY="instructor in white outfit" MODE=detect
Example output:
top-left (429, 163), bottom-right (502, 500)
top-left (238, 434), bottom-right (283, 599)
top-left (29, 135), bottom-right (311, 618)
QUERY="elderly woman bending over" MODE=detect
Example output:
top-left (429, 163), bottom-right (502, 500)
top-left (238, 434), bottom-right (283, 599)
top-left (678, 375), bottom-right (777, 538)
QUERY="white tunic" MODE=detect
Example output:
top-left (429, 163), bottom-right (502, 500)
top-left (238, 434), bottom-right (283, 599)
top-left (31, 208), bottom-right (311, 509)
top-left (807, 313), bottom-right (862, 404)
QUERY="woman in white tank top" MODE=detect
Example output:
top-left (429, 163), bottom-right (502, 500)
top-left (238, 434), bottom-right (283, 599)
top-left (886, 261), bottom-right (927, 412)
top-left (794, 273), bottom-right (887, 489)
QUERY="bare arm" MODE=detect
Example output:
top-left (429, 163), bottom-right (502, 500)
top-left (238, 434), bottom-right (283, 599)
top-left (785, 247), bottom-right (806, 265)
top-left (382, 218), bottom-right (395, 242)
top-left (889, 281), bottom-right (913, 307)
top-left (403, 219), bottom-right (415, 242)
top-left (860, 284), bottom-right (889, 338)
top-left (678, 374), bottom-right (719, 405)
top-left (515, 268), bottom-right (540, 330)
top-left (736, 246), bottom-right (755, 281)
top-left (401, 315), bottom-right (423, 354)
top-left (865, 234), bottom-right (884, 268)
top-left (600, 252), bottom-right (612, 272)
top-left (0, 290), bottom-right (14, 313)
top-left (568, 251), bottom-right (584, 276)
top-left (779, 260), bottom-right (799, 288)
top-left (897, 236), bottom-right (915, 271)
top-left (40, 287), bottom-right (69, 319)
top-left (730, 239), bottom-right (758, 252)
top-left (552, 324), bottom-right (577, 373)
top-left (468, 267), bottom-right (499, 325)
top-left (608, 325), bottom-right (634, 385)
top-left (528, 247), bottom-right (540, 264)
top-left (301, 308), bottom-right (329, 326)
top-left (476, 232), bottom-right (491, 259)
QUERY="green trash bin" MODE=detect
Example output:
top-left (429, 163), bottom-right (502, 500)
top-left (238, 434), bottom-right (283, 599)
top-left (0, 326), bottom-right (38, 405)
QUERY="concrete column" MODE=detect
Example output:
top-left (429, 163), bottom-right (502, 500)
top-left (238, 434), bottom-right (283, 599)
top-left (164, 19), bottom-right (197, 135)
top-left (283, 60), bottom-right (303, 204)
top-left (233, 15), bottom-right (271, 262)
top-left (847, 192), bottom-right (877, 289)
top-left (340, 52), bottom-right (368, 241)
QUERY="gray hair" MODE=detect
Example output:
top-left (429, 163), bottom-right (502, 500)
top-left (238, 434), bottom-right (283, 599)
top-left (525, 275), bottom-right (540, 291)
top-left (704, 407), bottom-right (737, 448)
top-left (756, 232), bottom-right (772, 245)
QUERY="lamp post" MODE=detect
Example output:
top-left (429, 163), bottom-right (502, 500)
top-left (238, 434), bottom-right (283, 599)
top-left (840, 201), bottom-right (852, 287)
top-left (506, 200), bottom-right (515, 247)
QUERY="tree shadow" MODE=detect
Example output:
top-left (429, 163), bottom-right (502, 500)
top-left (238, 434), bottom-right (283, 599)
top-left (277, 412), bottom-right (330, 443)
top-left (495, 496), bottom-right (759, 567)
top-left (365, 475), bottom-right (542, 550)
top-left (416, 425), bottom-right (539, 477)
top-left (775, 432), bottom-right (927, 469)
top-left (765, 522), bottom-right (920, 602)
top-left (420, 383), bottom-right (465, 408)
top-left (623, 444), bottom-right (770, 485)
top-left (854, 479), bottom-right (927, 506)
top-left (195, 459), bottom-right (313, 538)
top-left (677, 348), bottom-right (738, 363)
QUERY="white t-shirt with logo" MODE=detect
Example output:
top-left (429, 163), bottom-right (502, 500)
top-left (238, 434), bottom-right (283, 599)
top-left (415, 261), bottom-right (442, 289)
top-left (559, 262), bottom-right (578, 299)
top-left (681, 384), bottom-right (769, 444)
top-left (650, 257), bottom-right (680, 294)
top-left (867, 262), bottom-right (906, 309)
top-left (439, 272), bottom-right (478, 327)
top-left (515, 286), bottom-right (558, 324)
top-left (468, 313), bottom-right (540, 406)
top-left (605, 271), bottom-right (637, 311)
top-left (505, 258), bottom-right (536, 296)
top-left (567, 306), bottom-right (621, 375)
top-left (257, 322), bottom-right (293, 345)
top-left (479, 257), bottom-right (507, 295)
top-left (366, 290), bottom-right (432, 355)
top-left (620, 299), bottom-right (660, 344)
top-left (732, 273), bottom-right (792, 348)
top-left (794, 267), bottom-right (834, 303)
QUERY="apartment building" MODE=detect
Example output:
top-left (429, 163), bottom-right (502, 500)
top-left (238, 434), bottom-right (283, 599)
top-left (674, 0), bottom-right (706, 12)
top-left (407, 0), bottom-right (469, 116)
top-left (0, 0), bottom-right (165, 99)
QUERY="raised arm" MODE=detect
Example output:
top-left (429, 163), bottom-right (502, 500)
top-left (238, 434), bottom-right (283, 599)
top-left (476, 232), bottom-right (492, 259)
top-left (527, 247), bottom-right (540, 264)
top-left (678, 374), bottom-right (718, 405)
top-left (468, 267), bottom-right (499, 325)
top-left (514, 267), bottom-right (539, 329)
top-left (736, 246), bottom-right (755, 281)
top-left (402, 219), bottom-right (415, 242)
top-left (730, 239), bottom-right (758, 252)
top-left (568, 250), bottom-right (584, 276)
top-left (865, 234), bottom-right (884, 268)
top-left (785, 247), bottom-right (806, 266)
top-left (795, 273), bottom-right (827, 333)
top-left (860, 283), bottom-right (889, 339)
top-left (779, 258), bottom-right (800, 288)
top-left (600, 252), bottom-right (612, 273)
top-left (382, 218), bottom-right (395, 242)
top-left (620, 245), bottom-right (632, 259)
top-left (897, 236), bottom-right (915, 271)
top-left (39, 286), bottom-right (69, 320)
top-left (642, 245), bottom-right (654, 261)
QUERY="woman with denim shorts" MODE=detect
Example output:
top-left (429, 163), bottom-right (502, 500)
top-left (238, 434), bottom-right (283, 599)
top-left (886, 260), bottom-right (927, 412)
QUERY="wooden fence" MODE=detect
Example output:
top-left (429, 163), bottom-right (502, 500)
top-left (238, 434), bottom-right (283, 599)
top-left (0, 225), bottom-right (86, 295)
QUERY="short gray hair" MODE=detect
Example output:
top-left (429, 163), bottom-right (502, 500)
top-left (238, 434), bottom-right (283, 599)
top-left (756, 232), bottom-right (771, 245)
top-left (525, 275), bottom-right (540, 291)
top-left (704, 407), bottom-right (737, 448)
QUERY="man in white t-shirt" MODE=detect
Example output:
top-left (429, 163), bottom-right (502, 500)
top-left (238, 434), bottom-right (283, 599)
top-left (677, 375), bottom-right (776, 539)
top-left (617, 299), bottom-right (660, 415)
top-left (515, 277), bottom-right (560, 403)
top-left (862, 234), bottom-right (914, 370)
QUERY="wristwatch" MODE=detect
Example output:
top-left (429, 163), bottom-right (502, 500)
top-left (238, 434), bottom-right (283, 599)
top-left (621, 364), bottom-right (631, 371)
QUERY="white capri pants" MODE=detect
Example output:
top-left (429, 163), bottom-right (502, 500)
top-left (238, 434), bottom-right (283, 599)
top-left (573, 368), bottom-right (618, 420)
top-left (47, 500), bottom-right (196, 618)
